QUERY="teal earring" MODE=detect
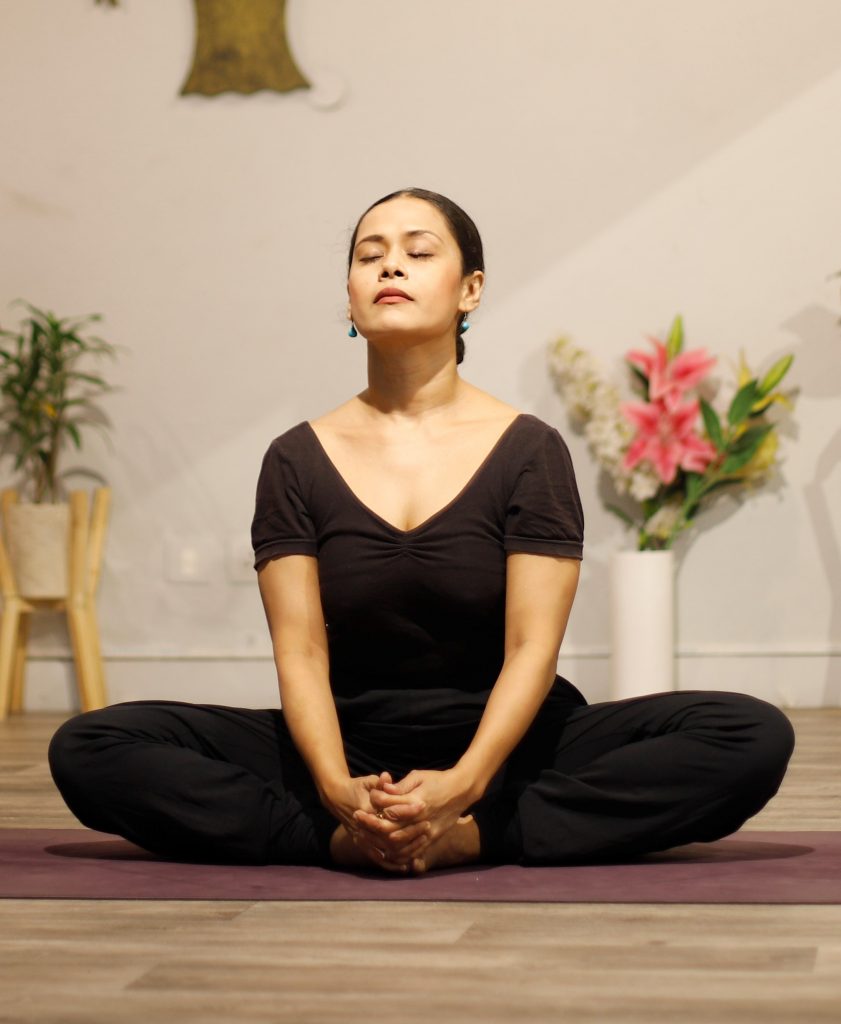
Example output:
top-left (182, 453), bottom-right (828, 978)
top-left (459, 316), bottom-right (470, 334)
top-left (348, 322), bottom-right (358, 337)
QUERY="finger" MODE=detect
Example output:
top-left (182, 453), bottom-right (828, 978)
top-left (389, 832), bottom-right (430, 864)
top-left (350, 811), bottom-right (387, 835)
top-left (385, 822), bottom-right (431, 859)
top-left (364, 772), bottom-right (392, 794)
top-left (402, 833), bottom-right (431, 858)
top-left (369, 791), bottom-right (426, 815)
top-left (387, 837), bottom-right (429, 864)
top-left (381, 773), bottom-right (422, 795)
top-left (370, 803), bottom-right (426, 825)
top-left (363, 774), bottom-right (381, 788)
top-left (387, 820), bottom-right (431, 844)
top-left (353, 810), bottom-right (405, 838)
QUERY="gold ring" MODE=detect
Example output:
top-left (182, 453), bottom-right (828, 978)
top-left (376, 811), bottom-right (385, 819)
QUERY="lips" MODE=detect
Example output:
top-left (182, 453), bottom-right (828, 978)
top-left (375, 288), bottom-right (412, 303)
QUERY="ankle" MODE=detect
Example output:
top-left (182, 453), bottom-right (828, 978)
top-left (456, 815), bottom-right (481, 861)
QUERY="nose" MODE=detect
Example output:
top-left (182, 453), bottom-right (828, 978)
top-left (379, 248), bottom-right (406, 278)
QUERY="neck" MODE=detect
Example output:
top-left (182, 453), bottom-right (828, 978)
top-left (359, 333), bottom-right (468, 423)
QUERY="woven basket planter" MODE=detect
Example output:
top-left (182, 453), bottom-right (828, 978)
top-left (4, 502), bottom-right (70, 599)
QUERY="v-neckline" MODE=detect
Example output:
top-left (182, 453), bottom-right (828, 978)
top-left (304, 413), bottom-right (525, 537)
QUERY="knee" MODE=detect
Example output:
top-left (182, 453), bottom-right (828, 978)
top-left (722, 693), bottom-right (796, 789)
top-left (755, 697), bottom-right (796, 774)
top-left (48, 709), bottom-right (111, 793)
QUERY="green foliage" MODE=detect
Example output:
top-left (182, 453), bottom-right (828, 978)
top-left (727, 381), bottom-right (760, 426)
top-left (699, 399), bottom-right (724, 452)
top-left (665, 314), bottom-right (683, 359)
top-left (719, 424), bottom-right (774, 476)
top-left (0, 301), bottom-right (117, 503)
top-left (757, 354), bottom-right (794, 397)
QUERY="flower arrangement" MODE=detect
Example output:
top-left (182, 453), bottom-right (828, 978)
top-left (547, 315), bottom-right (794, 550)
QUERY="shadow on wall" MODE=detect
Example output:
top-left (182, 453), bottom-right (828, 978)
top-left (786, 302), bottom-right (841, 705)
top-left (524, 343), bottom-right (613, 666)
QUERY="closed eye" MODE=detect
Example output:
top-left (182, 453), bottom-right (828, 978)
top-left (358, 252), bottom-right (432, 263)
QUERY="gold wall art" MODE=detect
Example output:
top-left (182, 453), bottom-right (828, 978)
top-left (96, 0), bottom-right (310, 97)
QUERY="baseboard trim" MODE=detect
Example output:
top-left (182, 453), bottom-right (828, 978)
top-left (14, 652), bottom-right (841, 712)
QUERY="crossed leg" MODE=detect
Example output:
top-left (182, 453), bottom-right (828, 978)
top-left (466, 688), bottom-right (796, 866)
top-left (47, 689), bottom-right (795, 872)
top-left (48, 699), bottom-right (340, 865)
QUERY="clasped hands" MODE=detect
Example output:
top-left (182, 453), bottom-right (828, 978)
top-left (332, 769), bottom-right (473, 873)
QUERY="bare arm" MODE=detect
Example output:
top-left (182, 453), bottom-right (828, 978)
top-left (453, 552), bottom-right (581, 801)
top-left (257, 554), bottom-right (426, 861)
top-left (257, 554), bottom-right (349, 803)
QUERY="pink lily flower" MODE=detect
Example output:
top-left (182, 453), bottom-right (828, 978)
top-left (622, 394), bottom-right (718, 484)
top-left (627, 336), bottom-right (717, 404)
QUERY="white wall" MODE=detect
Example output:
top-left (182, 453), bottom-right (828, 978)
top-left (1, 0), bottom-right (840, 710)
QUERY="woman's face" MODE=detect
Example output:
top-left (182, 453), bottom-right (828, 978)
top-left (346, 195), bottom-right (482, 347)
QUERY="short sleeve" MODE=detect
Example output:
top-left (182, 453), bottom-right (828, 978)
top-left (504, 427), bottom-right (584, 559)
top-left (251, 439), bottom-right (318, 568)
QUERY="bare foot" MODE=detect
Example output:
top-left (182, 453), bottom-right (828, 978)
top-left (411, 815), bottom-right (481, 874)
top-left (329, 825), bottom-right (407, 874)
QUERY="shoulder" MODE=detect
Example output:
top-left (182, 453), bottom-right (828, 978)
top-left (512, 412), bottom-right (571, 452)
top-left (456, 384), bottom-right (520, 424)
top-left (256, 422), bottom-right (316, 493)
top-left (308, 396), bottom-right (367, 436)
top-left (455, 385), bottom-right (563, 444)
top-left (502, 414), bottom-right (579, 490)
top-left (262, 420), bottom-right (312, 459)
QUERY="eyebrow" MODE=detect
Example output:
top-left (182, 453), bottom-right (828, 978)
top-left (354, 229), bottom-right (443, 250)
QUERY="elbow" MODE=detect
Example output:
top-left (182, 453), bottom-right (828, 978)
top-left (503, 640), bottom-right (559, 683)
top-left (273, 643), bottom-right (329, 677)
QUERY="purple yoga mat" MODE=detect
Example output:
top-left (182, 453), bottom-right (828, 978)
top-left (1, 829), bottom-right (839, 903)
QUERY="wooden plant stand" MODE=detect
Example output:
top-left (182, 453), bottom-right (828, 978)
top-left (0, 488), bottom-right (111, 719)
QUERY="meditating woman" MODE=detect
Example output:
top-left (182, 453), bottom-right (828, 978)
top-left (48, 187), bottom-right (795, 873)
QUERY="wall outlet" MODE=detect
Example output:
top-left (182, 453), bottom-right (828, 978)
top-left (163, 534), bottom-right (213, 583)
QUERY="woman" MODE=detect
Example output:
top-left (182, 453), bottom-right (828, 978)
top-left (49, 188), bottom-right (795, 874)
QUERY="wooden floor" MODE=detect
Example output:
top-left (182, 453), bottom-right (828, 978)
top-left (1, 709), bottom-right (840, 1023)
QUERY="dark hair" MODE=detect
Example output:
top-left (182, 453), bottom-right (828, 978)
top-left (346, 187), bottom-right (484, 365)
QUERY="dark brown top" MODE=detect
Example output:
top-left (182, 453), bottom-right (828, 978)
top-left (251, 413), bottom-right (585, 769)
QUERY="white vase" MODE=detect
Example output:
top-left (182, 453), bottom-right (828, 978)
top-left (609, 549), bottom-right (675, 700)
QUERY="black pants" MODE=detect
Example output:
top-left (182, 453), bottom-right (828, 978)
top-left (48, 689), bottom-right (795, 868)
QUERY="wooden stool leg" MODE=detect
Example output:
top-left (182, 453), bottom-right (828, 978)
top-left (80, 598), bottom-right (106, 712)
top-left (0, 597), bottom-right (22, 720)
top-left (67, 601), bottom-right (101, 713)
top-left (10, 611), bottom-right (29, 714)
top-left (67, 492), bottom-right (94, 713)
top-left (86, 604), bottom-right (108, 709)
top-left (85, 488), bottom-right (109, 708)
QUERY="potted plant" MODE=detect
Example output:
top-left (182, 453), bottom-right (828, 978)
top-left (547, 314), bottom-right (795, 699)
top-left (0, 301), bottom-right (117, 597)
